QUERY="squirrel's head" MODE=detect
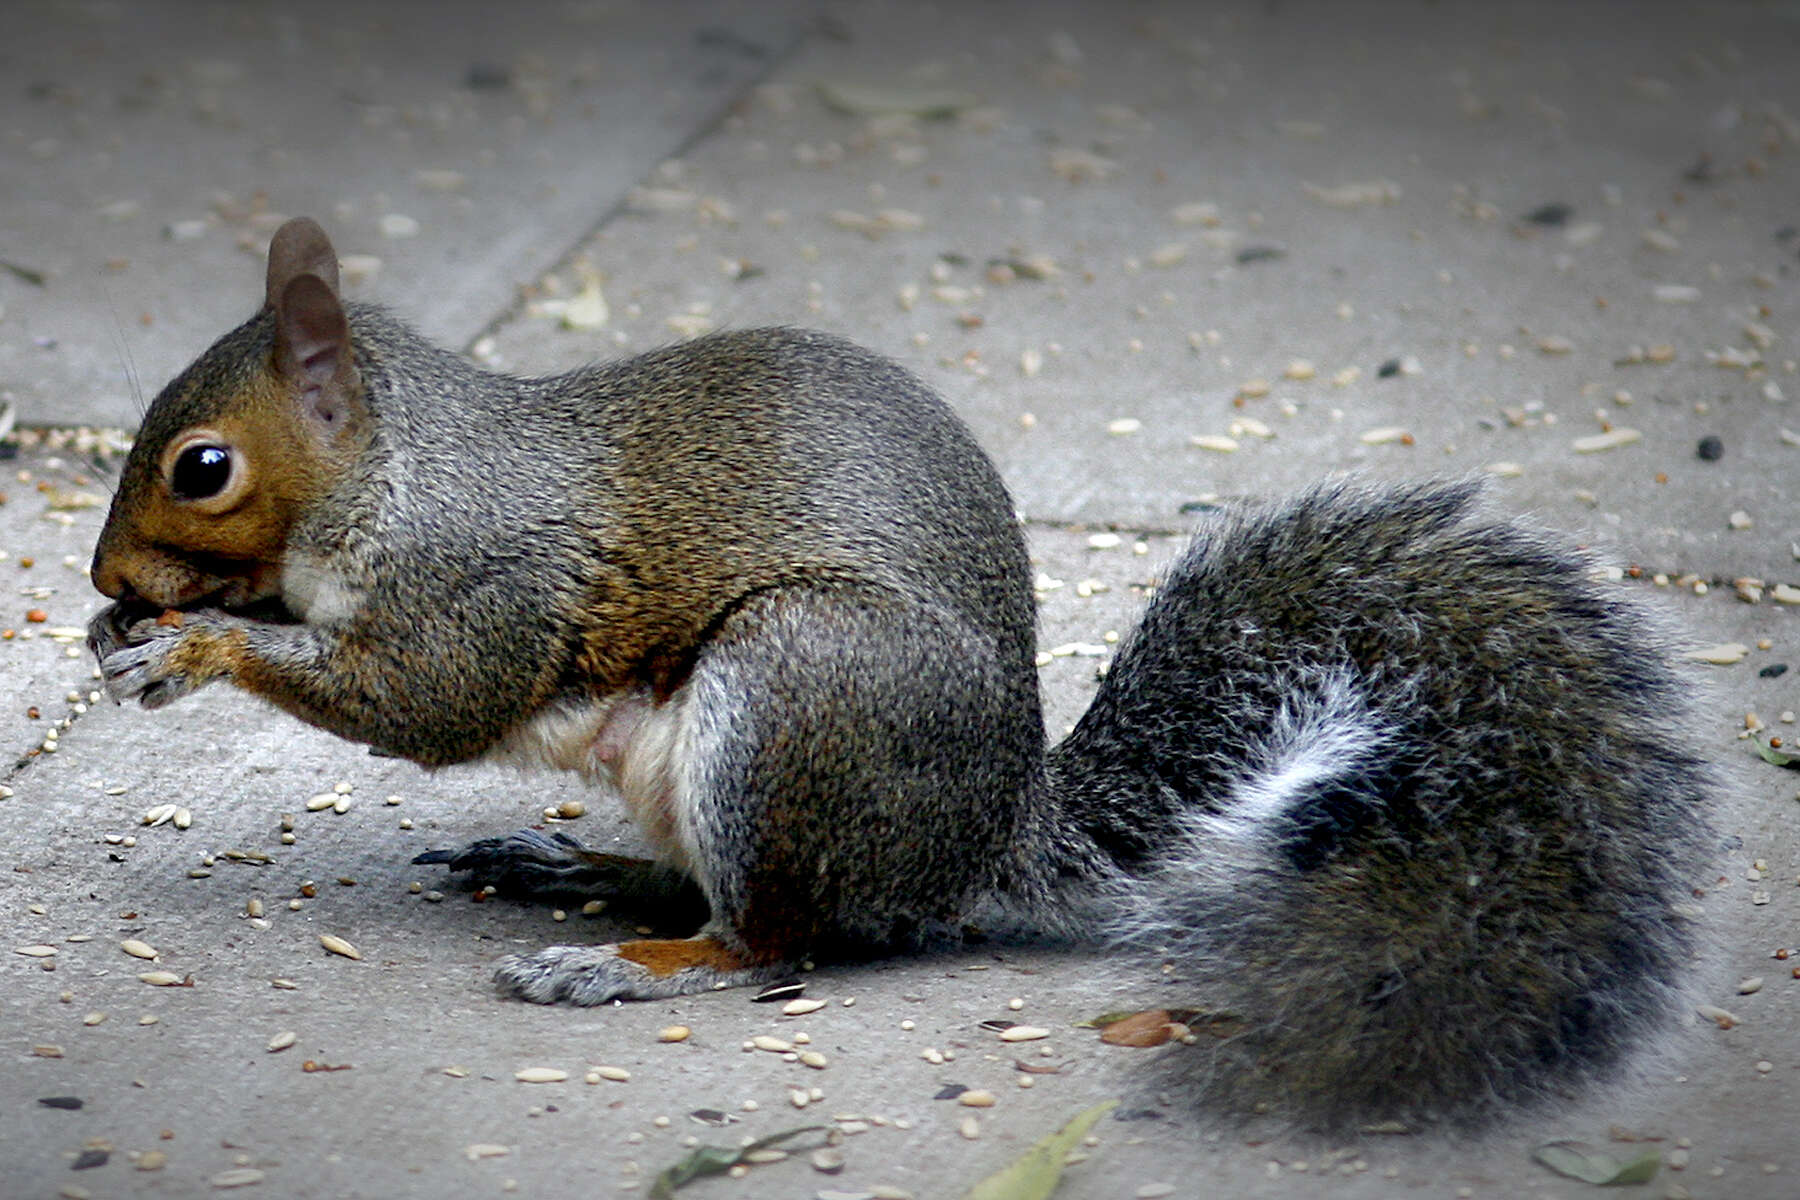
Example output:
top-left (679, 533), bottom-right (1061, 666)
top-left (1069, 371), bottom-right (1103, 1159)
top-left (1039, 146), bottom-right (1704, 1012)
top-left (91, 217), bottom-right (368, 613)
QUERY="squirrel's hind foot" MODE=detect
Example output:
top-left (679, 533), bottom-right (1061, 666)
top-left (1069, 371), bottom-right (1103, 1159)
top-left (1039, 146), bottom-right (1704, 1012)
top-left (495, 934), bottom-right (792, 1005)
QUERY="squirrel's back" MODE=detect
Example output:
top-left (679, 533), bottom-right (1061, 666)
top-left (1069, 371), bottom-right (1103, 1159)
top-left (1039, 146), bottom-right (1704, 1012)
top-left (1034, 478), bottom-right (1715, 1129)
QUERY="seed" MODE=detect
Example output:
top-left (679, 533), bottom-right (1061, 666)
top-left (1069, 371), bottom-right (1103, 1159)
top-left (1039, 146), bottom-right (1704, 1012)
top-left (997, 1025), bottom-right (1051, 1042)
top-left (142, 804), bottom-right (177, 826)
top-left (752, 1035), bottom-right (793, 1053)
top-left (305, 794), bottom-right (336, 812)
top-left (515, 1067), bottom-right (568, 1083)
top-left (789, 1088), bottom-right (811, 1109)
top-left (1008, 998), bottom-right (1025, 1011)
top-left (14, 944), bottom-right (57, 957)
top-left (120, 939), bottom-right (158, 960)
top-left (1189, 434), bottom-right (1240, 453)
top-left (658, 1025), bottom-right (690, 1043)
top-left (32, 1043), bottom-right (64, 1057)
top-left (958, 1090), bottom-right (997, 1107)
top-left (959, 1115), bottom-right (981, 1140)
top-left (782, 998), bottom-right (826, 1016)
top-left (1756, 1060), bottom-right (1774, 1074)
top-left (139, 970), bottom-right (184, 986)
top-left (1571, 428), bottom-right (1642, 453)
top-left (1682, 643), bottom-right (1750, 665)
top-left (1137, 1186), bottom-right (1178, 1199)
top-left (1738, 977), bottom-right (1765, 994)
top-left (811, 1148), bottom-right (846, 1174)
top-left (1358, 426), bottom-right (1412, 446)
top-left (172, 808), bottom-right (192, 829)
top-left (137, 1149), bottom-right (168, 1171)
top-left (245, 899), bottom-right (264, 919)
top-left (211, 1167), bottom-right (265, 1188)
top-left (267, 1031), bottom-right (297, 1052)
top-left (592, 1065), bottom-right (630, 1082)
top-left (800, 1051), bottom-right (829, 1069)
top-left (83, 1012), bottom-right (105, 1026)
top-left (318, 935), bottom-right (361, 960)
top-left (556, 799), bottom-right (586, 819)
top-left (464, 1144), bottom-right (510, 1161)
top-left (1696, 1003), bottom-right (1739, 1029)
top-left (1106, 418), bottom-right (1141, 436)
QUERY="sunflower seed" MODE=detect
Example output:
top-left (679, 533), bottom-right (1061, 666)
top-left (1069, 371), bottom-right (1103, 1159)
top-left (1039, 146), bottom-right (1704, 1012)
top-left (515, 1067), bottom-right (568, 1083)
top-left (318, 935), bottom-right (361, 960)
top-left (120, 939), bottom-right (158, 960)
top-left (267, 1031), bottom-right (297, 1052)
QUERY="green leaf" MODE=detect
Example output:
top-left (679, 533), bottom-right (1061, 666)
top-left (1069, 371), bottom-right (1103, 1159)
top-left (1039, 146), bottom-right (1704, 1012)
top-left (1532, 1141), bottom-right (1660, 1186)
top-left (1755, 740), bottom-right (1800, 769)
top-left (963, 1099), bottom-right (1119, 1200)
top-left (648, 1125), bottom-right (826, 1198)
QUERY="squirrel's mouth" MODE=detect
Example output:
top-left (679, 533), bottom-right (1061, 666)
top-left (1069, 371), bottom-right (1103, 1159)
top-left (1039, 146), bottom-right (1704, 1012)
top-left (106, 591), bottom-right (301, 627)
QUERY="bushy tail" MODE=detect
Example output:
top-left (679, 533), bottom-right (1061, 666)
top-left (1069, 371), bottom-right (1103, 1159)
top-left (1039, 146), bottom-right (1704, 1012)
top-left (1040, 478), bottom-right (1716, 1130)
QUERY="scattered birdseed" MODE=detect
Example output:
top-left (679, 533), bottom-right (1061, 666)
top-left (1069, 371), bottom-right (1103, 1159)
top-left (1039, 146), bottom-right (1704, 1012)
top-left (304, 794), bottom-right (336, 812)
top-left (318, 935), bottom-right (361, 961)
top-left (120, 939), bottom-right (158, 960)
top-left (1739, 977), bottom-right (1764, 995)
top-left (142, 804), bottom-right (177, 826)
top-left (1696, 1004), bottom-right (1740, 1029)
top-left (800, 1051), bottom-right (829, 1069)
top-left (1684, 643), bottom-right (1750, 665)
top-left (210, 1167), bottom-right (265, 1188)
top-left (959, 1115), bottom-right (981, 1140)
top-left (138, 971), bottom-right (185, 986)
top-left (14, 944), bottom-right (57, 957)
top-left (958, 1090), bottom-right (997, 1107)
top-left (464, 1144), bottom-right (511, 1161)
top-left (783, 998), bottom-right (827, 1016)
top-left (267, 1031), bottom-right (297, 1053)
top-left (1358, 427), bottom-right (1412, 446)
top-left (752, 1035), bottom-right (793, 1053)
top-left (1106, 418), bottom-right (1141, 436)
top-left (1189, 434), bottom-right (1239, 453)
top-left (556, 800), bottom-right (585, 819)
top-left (1571, 429), bottom-right (1642, 453)
top-left (658, 1026), bottom-right (691, 1043)
top-left (515, 1067), bottom-right (568, 1083)
top-left (997, 1025), bottom-right (1050, 1043)
top-left (592, 1066), bottom-right (630, 1082)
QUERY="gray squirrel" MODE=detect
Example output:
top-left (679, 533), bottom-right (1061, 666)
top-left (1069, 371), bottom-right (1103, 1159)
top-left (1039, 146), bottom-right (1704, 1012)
top-left (88, 217), bottom-right (1715, 1130)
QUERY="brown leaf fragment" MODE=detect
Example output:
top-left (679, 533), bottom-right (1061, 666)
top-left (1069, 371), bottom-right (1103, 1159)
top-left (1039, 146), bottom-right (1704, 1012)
top-left (1099, 1009), bottom-right (1179, 1047)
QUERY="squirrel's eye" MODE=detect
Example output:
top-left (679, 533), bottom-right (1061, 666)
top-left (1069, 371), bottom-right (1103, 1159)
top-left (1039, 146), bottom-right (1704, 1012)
top-left (169, 444), bottom-right (233, 500)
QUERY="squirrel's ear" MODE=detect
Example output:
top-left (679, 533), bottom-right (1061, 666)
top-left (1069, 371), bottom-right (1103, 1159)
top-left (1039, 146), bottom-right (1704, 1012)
top-left (274, 272), bottom-right (362, 431)
top-left (265, 217), bottom-right (341, 309)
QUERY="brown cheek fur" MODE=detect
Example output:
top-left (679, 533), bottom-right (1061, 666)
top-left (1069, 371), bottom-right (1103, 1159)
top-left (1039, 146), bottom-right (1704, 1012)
top-left (117, 370), bottom-right (338, 604)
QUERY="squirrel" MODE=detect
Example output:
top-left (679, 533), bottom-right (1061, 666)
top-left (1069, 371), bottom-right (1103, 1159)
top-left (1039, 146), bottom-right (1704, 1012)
top-left (88, 216), bottom-right (1716, 1131)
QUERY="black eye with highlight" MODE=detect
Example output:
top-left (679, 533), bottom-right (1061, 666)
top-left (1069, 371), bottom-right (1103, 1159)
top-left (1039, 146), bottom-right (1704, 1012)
top-left (170, 444), bottom-right (234, 500)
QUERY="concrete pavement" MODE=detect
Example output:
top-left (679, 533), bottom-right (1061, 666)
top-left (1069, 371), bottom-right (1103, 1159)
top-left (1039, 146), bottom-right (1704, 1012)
top-left (2, 3), bottom-right (1797, 1198)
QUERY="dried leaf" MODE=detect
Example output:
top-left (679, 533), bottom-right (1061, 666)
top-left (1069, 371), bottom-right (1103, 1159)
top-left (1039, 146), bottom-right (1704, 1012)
top-left (649, 1125), bottom-right (824, 1198)
top-left (1532, 1141), bottom-right (1660, 1185)
top-left (963, 1099), bottom-right (1119, 1200)
top-left (1098, 1010), bottom-right (1177, 1047)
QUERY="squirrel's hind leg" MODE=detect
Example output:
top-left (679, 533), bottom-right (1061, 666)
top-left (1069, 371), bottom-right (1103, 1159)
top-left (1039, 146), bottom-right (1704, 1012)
top-left (494, 929), bottom-right (793, 1005)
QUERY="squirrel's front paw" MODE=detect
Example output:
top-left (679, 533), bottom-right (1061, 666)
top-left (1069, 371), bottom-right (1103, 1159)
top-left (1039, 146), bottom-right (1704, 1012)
top-left (92, 608), bottom-right (233, 709)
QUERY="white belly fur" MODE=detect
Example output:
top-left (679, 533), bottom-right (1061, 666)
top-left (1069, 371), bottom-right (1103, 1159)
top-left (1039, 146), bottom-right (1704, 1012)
top-left (485, 688), bottom-right (698, 875)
